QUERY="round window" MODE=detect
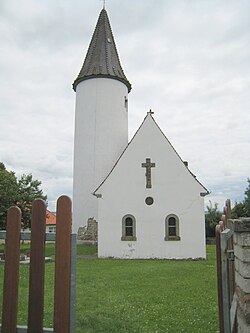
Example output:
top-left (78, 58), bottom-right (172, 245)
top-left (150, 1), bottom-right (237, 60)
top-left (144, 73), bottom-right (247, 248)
top-left (145, 197), bottom-right (154, 205)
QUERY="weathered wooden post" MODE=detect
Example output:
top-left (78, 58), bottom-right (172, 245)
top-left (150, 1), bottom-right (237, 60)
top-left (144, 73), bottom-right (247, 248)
top-left (216, 200), bottom-right (237, 333)
top-left (1, 207), bottom-right (21, 333)
top-left (216, 223), bottom-right (224, 333)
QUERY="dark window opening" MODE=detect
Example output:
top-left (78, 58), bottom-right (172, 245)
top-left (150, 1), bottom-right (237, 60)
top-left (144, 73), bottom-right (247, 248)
top-left (122, 215), bottom-right (137, 241)
top-left (165, 215), bottom-right (180, 241)
top-left (125, 217), bottom-right (133, 236)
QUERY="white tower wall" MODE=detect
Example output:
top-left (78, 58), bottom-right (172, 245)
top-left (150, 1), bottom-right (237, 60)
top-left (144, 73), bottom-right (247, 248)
top-left (73, 77), bottom-right (128, 232)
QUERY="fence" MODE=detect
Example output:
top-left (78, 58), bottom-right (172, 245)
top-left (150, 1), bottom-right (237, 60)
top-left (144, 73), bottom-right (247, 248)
top-left (216, 199), bottom-right (237, 333)
top-left (0, 196), bottom-right (76, 333)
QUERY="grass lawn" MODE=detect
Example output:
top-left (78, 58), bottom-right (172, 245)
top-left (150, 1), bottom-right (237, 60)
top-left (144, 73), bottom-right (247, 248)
top-left (0, 244), bottom-right (219, 333)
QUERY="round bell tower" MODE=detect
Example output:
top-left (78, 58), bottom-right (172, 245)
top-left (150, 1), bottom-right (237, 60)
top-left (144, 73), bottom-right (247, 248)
top-left (72, 9), bottom-right (131, 232)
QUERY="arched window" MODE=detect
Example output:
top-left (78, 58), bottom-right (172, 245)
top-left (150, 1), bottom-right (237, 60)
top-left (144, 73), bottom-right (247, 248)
top-left (121, 215), bottom-right (137, 241)
top-left (165, 214), bottom-right (180, 241)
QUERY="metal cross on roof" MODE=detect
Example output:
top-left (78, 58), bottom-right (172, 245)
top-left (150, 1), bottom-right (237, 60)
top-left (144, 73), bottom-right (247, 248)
top-left (147, 109), bottom-right (154, 115)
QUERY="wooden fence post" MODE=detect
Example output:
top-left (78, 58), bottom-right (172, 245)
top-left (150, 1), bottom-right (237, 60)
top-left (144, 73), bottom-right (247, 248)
top-left (216, 223), bottom-right (224, 333)
top-left (27, 199), bottom-right (46, 333)
top-left (0, 196), bottom-right (75, 333)
top-left (54, 195), bottom-right (72, 333)
top-left (1, 206), bottom-right (21, 333)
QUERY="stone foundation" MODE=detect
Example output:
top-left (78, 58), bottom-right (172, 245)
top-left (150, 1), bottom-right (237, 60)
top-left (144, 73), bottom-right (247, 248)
top-left (77, 218), bottom-right (98, 244)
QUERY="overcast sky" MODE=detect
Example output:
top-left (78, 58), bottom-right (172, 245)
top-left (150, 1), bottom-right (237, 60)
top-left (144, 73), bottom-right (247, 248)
top-left (1, 0), bottom-right (249, 212)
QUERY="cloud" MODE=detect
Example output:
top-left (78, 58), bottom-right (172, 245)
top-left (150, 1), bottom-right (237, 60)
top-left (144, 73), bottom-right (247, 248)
top-left (0, 0), bottom-right (250, 212)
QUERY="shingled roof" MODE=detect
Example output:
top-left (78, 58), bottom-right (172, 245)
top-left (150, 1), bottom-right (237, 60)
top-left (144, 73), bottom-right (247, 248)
top-left (73, 9), bottom-right (131, 92)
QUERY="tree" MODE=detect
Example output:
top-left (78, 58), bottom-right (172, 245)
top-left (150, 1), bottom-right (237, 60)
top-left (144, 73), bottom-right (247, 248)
top-left (0, 163), bottom-right (47, 229)
top-left (231, 201), bottom-right (247, 219)
top-left (0, 163), bottom-right (19, 229)
top-left (205, 201), bottom-right (222, 238)
top-left (244, 178), bottom-right (250, 216)
top-left (231, 179), bottom-right (250, 218)
top-left (17, 174), bottom-right (47, 229)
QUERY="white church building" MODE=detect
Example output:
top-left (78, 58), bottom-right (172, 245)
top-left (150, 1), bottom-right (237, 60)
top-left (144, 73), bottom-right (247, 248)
top-left (72, 8), bottom-right (208, 259)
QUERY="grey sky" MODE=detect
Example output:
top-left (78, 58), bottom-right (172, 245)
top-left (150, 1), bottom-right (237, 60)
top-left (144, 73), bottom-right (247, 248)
top-left (1, 0), bottom-right (249, 211)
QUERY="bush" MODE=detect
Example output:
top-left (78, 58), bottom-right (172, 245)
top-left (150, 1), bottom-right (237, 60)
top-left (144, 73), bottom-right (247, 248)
top-left (205, 201), bottom-right (222, 238)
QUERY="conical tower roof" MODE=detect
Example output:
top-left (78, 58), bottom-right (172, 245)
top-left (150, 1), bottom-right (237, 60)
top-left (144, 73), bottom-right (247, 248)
top-left (73, 9), bottom-right (131, 92)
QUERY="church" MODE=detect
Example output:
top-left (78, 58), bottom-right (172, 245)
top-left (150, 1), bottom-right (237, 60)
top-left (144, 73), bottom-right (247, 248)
top-left (72, 8), bottom-right (208, 259)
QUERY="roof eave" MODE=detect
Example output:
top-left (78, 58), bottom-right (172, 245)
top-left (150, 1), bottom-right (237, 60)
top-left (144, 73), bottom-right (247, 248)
top-left (72, 74), bottom-right (132, 92)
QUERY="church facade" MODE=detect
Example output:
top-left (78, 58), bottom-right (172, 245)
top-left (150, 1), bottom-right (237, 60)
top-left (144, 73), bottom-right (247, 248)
top-left (73, 8), bottom-right (208, 259)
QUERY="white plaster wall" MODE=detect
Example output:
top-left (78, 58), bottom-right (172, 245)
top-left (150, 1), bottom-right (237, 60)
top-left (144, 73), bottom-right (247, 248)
top-left (97, 115), bottom-right (206, 259)
top-left (73, 78), bottom-right (128, 232)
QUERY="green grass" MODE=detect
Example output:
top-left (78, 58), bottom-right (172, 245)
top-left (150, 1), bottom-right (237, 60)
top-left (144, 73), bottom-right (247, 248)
top-left (0, 242), bottom-right (56, 257)
top-left (77, 244), bottom-right (98, 256)
top-left (0, 245), bottom-right (219, 333)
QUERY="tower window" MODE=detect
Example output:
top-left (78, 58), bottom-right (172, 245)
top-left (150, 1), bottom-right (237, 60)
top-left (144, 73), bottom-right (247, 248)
top-left (124, 96), bottom-right (128, 110)
top-left (165, 214), bottom-right (180, 241)
top-left (121, 215), bottom-right (136, 241)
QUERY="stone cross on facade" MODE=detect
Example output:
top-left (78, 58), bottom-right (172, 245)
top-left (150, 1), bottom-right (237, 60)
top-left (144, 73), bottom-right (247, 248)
top-left (141, 158), bottom-right (156, 188)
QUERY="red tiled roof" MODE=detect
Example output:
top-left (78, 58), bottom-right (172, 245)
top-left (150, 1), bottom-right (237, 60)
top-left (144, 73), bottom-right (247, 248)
top-left (46, 210), bottom-right (56, 225)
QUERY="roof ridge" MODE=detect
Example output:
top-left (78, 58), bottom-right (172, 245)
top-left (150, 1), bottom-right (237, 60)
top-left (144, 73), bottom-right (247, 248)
top-left (94, 112), bottom-right (209, 195)
top-left (104, 10), bottom-right (109, 74)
